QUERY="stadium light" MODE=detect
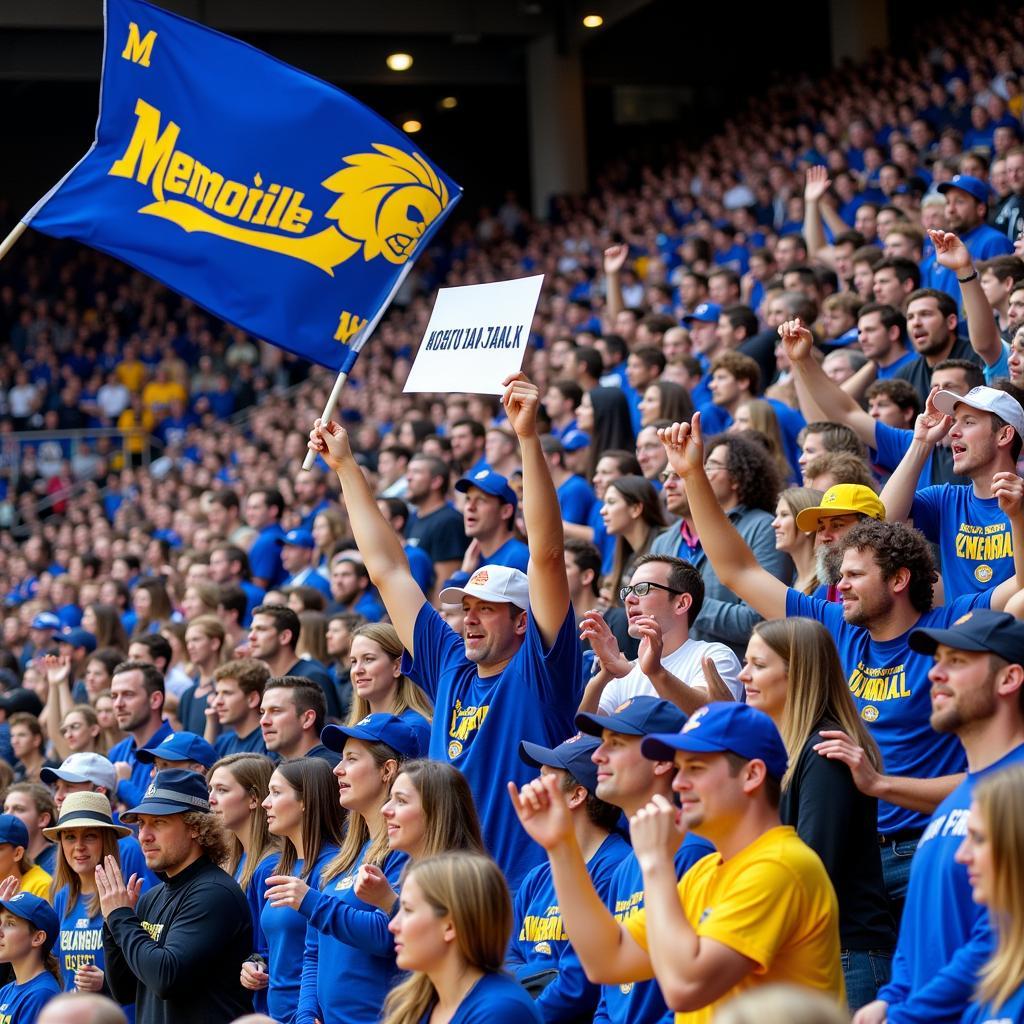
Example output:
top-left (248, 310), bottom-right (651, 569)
top-left (439, 96), bottom-right (458, 110)
top-left (386, 52), bottom-right (414, 71)
top-left (402, 119), bottom-right (423, 133)
top-left (582, 14), bottom-right (603, 28)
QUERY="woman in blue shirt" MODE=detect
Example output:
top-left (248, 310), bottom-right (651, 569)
top-left (382, 852), bottom-right (540, 1024)
top-left (209, 753), bottom-right (279, 1013)
top-left (0, 885), bottom-right (62, 1024)
top-left (958, 763), bottom-right (1024, 1024)
top-left (345, 623), bottom-right (433, 730)
top-left (254, 758), bottom-right (344, 1024)
top-left (45, 792), bottom-right (133, 1013)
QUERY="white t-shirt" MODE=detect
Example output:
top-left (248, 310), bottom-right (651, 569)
top-left (598, 637), bottom-right (744, 712)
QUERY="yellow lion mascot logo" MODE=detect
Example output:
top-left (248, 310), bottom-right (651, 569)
top-left (321, 144), bottom-right (450, 265)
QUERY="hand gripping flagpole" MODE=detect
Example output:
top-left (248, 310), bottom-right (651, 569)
top-left (301, 257), bottom-right (418, 471)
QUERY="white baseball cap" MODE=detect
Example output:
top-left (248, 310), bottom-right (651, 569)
top-left (40, 752), bottom-right (117, 794)
top-left (438, 565), bottom-right (530, 610)
top-left (933, 386), bottom-right (1024, 439)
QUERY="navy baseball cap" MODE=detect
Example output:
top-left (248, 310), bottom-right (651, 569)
top-left (455, 469), bottom-right (518, 510)
top-left (136, 732), bottom-right (219, 769)
top-left (321, 713), bottom-right (428, 761)
top-left (0, 814), bottom-right (29, 849)
top-left (30, 612), bottom-right (61, 631)
top-left (909, 609), bottom-right (1024, 664)
top-left (120, 769), bottom-right (212, 822)
top-left (683, 302), bottom-right (721, 325)
top-left (576, 695), bottom-right (688, 739)
top-left (641, 702), bottom-right (789, 781)
top-left (60, 627), bottom-right (97, 653)
top-left (519, 733), bottom-right (601, 794)
top-left (0, 892), bottom-right (59, 954)
top-left (277, 528), bottom-right (316, 549)
top-left (938, 174), bottom-right (991, 206)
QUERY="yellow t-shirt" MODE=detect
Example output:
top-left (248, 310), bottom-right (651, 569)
top-left (20, 864), bottom-right (52, 900)
top-left (623, 825), bottom-right (844, 1023)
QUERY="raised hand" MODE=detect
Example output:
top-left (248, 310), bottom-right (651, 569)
top-left (604, 243), bottom-right (629, 276)
top-left (804, 165), bottom-right (832, 204)
top-left (914, 386), bottom-right (954, 447)
top-left (307, 417), bottom-right (352, 472)
top-left (579, 609), bottom-right (631, 677)
top-left (0, 876), bottom-right (19, 903)
top-left (657, 414), bottom-right (704, 479)
top-left (354, 864), bottom-right (398, 912)
top-left (42, 654), bottom-right (72, 688)
top-left (701, 655), bottom-right (737, 702)
top-left (264, 874), bottom-right (311, 910)
top-left (508, 774), bottom-right (575, 851)
top-left (993, 470), bottom-right (1024, 519)
top-left (95, 856), bottom-right (142, 917)
top-left (928, 230), bottom-right (973, 276)
top-left (502, 373), bottom-right (541, 439)
top-left (630, 794), bottom-right (686, 870)
top-left (634, 616), bottom-right (665, 679)
top-left (813, 729), bottom-right (882, 797)
top-left (777, 318), bottom-right (814, 364)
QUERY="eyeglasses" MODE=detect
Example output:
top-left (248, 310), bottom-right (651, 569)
top-left (704, 459), bottom-right (729, 473)
top-left (619, 581), bottom-right (684, 600)
top-left (660, 470), bottom-right (680, 483)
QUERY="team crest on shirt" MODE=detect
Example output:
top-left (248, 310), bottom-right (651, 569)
top-left (534, 941), bottom-right (552, 955)
top-left (861, 705), bottom-right (879, 722)
top-left (336, 875), bottom-right (355, 891)
top-left (448, 740), bottom-right (463, 758)
top-left (619, 983), bottom-right (634, 994)
top-left (974, 564), bottom-right (993, 583)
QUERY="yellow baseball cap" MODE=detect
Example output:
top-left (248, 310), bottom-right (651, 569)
top-left (795, 484), bottom-right (885, 533)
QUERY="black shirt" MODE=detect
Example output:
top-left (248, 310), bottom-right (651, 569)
top-left (780, 720), bottom-right (896, 951)
top-left (104, 854), bottom-right (253, 1024)
top-left (894, 334), bottom-right (983, 406)
top-left (405, 503), bottom-right (469, 564)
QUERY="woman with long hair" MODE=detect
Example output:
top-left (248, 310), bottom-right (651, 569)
top-left (312, 507), bottom-right (349, 570)
top-left (957, 763), bottom-right (1024, 1023)
top-left (0, 881), bottom-right (62, 1022)
top-left (382, 852), bottom-right (541, 1024)
top-left (346, 624), bottom-right (433, 729)
top-left (92, 690), bottom-right (124, 752)
top-left (45, 792), bottom-right (131, 1001)
top-left (576, 387), bottom-right (636, 481)
top-left (739, 617), bottom-right (895, 1009)
top-left (209, 753), bottom-right (278, 1016)
top-left (80, 605), bottom-right (128, 654)
top-left (130, 577), bottom-right (174, 636)
top-left (296, 611), bottom-right (329, 666)
top-left (83, 648), bottom-right (123, 703)
top-left (159, 621), bottom-right (196, 704)
top-left (730, 398), bottom-right (794, 482)
top-left (178, 615), bottom-right (227, 734)
top-left (255, 758), bottom-right (345, 1024)
top-left (770, 487), bottom-right (823, 595)
top-left (601, 476), bottom-right (667, 600)
top-left (274, 715), bottom-right (425, 1024)
top-left (638, 381), bottom-right (694, 428)
top-left (57, 705), bottom-right (105, 757)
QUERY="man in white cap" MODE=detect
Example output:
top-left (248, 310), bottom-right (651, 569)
top-left (309, 372), bottom-right (581, 889)
top-left (880, 382), bottom-right (1024, 593)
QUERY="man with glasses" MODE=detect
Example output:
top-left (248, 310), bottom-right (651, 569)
top-left (651, 434), bottom-right (792, 657)
top-left (579, 553), bottom-right (742, 716)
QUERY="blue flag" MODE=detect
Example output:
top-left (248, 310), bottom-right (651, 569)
top-left (23, 0), bottom-right (461, 372)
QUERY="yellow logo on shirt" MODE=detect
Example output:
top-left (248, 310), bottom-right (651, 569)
top-left (954, 521), bottom-right (1011, 574)
top-left (448, 700), bottom-right (490, 746)
top-left (141, 920), bottom-right (164, 941)
top-left (848, 662), bottom-right (910, 703)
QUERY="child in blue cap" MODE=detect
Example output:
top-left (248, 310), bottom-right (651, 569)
top-left (0, 883), bottom-right (62, 1024)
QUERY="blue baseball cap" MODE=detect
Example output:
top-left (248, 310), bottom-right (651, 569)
top-left (519, 733), bottom-right (602, 795)
top-left (136, 732), bottom-right (219, 769)
top-left (30, 612), bottom-right (61, 631)
top-left (455, 469), bottom-right (518, 509)
top-left (120, 768), bottom-right (212, 822)
top-left (640, 702), bottom-right (789, 781)
top-left (0, 814), bottom-right (29, 849)
top-left (561, 429), bottom-right (592, 452)
top-left (321, 713), bottom-right (428, 761)
top-left (938, 174), bottom-right (991, 206)
top-left (277, 528), bottom-right (316, 549)
top-left (683, 301), bottom-right (721, 325)
top-left (576, 695), bottom-right (688, 739)
top-left (60, 627), bottom-right (97, 653)
top-left (0, 892), bottom-right (59, 954)
top-left (909, 609), bottom-right (1024, 664)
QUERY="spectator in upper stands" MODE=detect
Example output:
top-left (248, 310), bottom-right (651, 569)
top-left (244, 489), bottom-right (288, 590)
top-left (456, 470), bottom-right (530, 573)
top-left (328, 554), bottom-right (386, 623)
top-left (403, 453), bottom-right (469, 593)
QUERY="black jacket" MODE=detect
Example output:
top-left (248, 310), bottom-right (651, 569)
top-left (103, 854), bottom-right (253, 1024)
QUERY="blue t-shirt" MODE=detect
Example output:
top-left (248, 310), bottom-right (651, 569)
top-left (237, 851), bottom-right (277, 1017)
top-left (108, 720), bottom-right (176, 809)
top-left (785, 589), bottom-right (991, 834)
top-left (484, 537), bottom-right (531, 573)
top-left (215, 726), bottom-right (269, 758)
top-left (557, 475), bottom-right (597, 527)
top-left (249, 523), bottom-right (287, 588)
top-left (419, 971), bottom-right (542, 1024)
top-left (911, 486), bottom-right (1014, 593)
top-left (594, 835), bottom-right (715, 1024)
top-left (587, 504), bottom-right (615, 575)
top-left (260, 845), bottom-right (338, 1024)
top-left (405, 543), bottom-right (436, 595)
top-left (297, 841), bottom-right (407, 1024)
top-left (962, 983), bottom-right (1024, 1024)
top-left (507, 832), bottom-right (629, 1022)
top-left (879, 744), bottom-right (1024, 1024)
top-left (403, 604), bottom-right (582, 889)
top-left (53, 888), bottom-right (104, 993)
top-left (877, 350), bottom-right (917, 379)
top-left (873, 422), bottom-right (936, 487)
top-left (0, 972), bottom-right (61, 1024)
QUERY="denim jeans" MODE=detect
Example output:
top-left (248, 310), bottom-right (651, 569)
top-left (842, 949), bottom-right (894, 1010)
top-left (879, 836), bottom-right (920, 928)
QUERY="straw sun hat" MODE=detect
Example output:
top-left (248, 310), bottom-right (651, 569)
top-left (42, 791), bottom-right (132, 840)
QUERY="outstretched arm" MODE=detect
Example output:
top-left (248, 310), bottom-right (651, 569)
top-left (603, 244), bottom-right (628, 328)
top-left (659, 415), bottom-right (789, 620)
top-left (309, 419), bottom-right (425, 655)
top-left (802, 167), bottom-right (830, 260)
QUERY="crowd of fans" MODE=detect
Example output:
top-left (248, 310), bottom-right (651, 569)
top-left (2, 6), bottom-right (1024, 1024)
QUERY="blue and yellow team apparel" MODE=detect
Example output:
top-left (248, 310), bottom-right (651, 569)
top-left (910, 486), bottom-right (1014, 593)
top-left (22, 0), bottom-right (461, 373)
top-left (295, 841), bottom-right (408, 1024)
top-left (0, 971), bottom-right (61, 1024)
top-left (786, 590), bottom-right (990, 835)
top-left (878, 744), bottom-right (1024, 1024)
top-left (403, 604), bottom-right (582, 890)
top-left (594, 835), bottom-right (715, 1024)
top-left (420, 971), bottom-right (543, 1024)
top-left (260, 845), bottom-right (338, 1024)
top-left (507, 831), bottom-right (629, 1022)
top-left (962, 984), bottom-right (1024, 1024)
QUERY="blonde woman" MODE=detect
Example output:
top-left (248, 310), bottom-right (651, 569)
top-left (770, 487), bottom-right (823, 595)
top-left (739, 617), bottom-right (894, 1009)
top-left (382, 852), bottom-right (541, 1024)
top-left (312, 507), bottom-right (349, 570)
top-left (730, 399), bottom-right (794, 483)
top-left (957, 763), bottom-right (1024, 1024)
top-left (346, 623), bottom-right (432, 730)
